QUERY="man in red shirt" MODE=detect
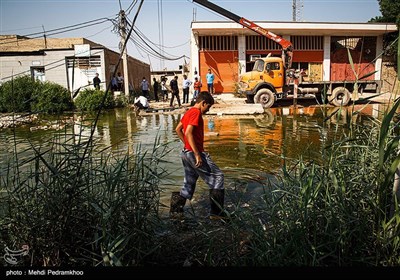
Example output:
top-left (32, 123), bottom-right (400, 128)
top-left (171, 91), bottom-right (225, 219)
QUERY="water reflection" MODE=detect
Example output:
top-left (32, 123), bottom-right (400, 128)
top-left (0, 103), bottom-right (388, 199)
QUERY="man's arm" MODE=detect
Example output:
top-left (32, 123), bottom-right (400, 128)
top-left (175, 122), bottom-right (185, 143)
top-left (184, 125), bottom-right (202, 167)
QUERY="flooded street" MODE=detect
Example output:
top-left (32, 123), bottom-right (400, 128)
top-left (0, 102), bottom-right (388, 203)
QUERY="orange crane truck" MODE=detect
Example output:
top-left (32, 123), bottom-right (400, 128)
top-left (193, 0), bottom-right (380, 108)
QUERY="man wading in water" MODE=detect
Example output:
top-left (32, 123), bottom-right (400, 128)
top-left (170, 91), bottom-right (226, 220)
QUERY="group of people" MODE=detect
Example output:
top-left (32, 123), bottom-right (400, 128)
top-left (139, 68), bottom-right (215, 108)
top-left (92, 72), bottom-right (125, 92)
top-left (93, 68), bottom-right (215, 100)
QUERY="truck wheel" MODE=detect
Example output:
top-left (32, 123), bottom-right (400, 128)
top-left (328, 87), bottom-right (350, 106)
top-left (254, 109), bottom-right (275, 127)
top-left (254, 89), bottom-right (275, 108)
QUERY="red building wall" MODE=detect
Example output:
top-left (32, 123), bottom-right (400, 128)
top-left (199, 51), bottom-right (239, 93)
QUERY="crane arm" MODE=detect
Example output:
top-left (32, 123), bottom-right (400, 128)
top-left (193, 0), bottom-right (293, 69)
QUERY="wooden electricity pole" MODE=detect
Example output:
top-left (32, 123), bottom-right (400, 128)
top-left (119, 9), bottom-right (130, 95)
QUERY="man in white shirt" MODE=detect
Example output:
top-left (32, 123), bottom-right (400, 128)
top-left (182, 74), bottom-right (192, 104)
top-left (134, 95), bottom-right (149, 112)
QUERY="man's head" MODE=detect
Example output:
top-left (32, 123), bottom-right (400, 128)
top-left (195, 91), bottom-right (214, 114)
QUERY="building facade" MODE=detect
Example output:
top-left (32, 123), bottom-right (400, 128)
top-left (0, 35), bottom-right (150, 96)
top-left (190, 21), bottom-right (398, 94)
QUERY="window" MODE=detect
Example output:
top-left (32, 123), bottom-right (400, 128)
top-left (199, 35), bottom-right (237, 51)
top-left (66, 56), bottom-right (101, 69)
top-left (31, 67), bottom-right (45, 82)
top-left (291, 36), bottom-right (323, 50)
top-left (246, 35), bottom-right (281, 51)
top-left (253, 59), bottom-right (264, 72)
top-left (268, 62), bottom-right (280, 71)
top-left (291, 62), bottom-right (309, 71)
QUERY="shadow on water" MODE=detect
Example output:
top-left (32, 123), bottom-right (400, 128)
top-left (0, 102), bottom-right (390, 210)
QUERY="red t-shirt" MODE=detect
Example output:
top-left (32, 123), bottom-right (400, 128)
top-left (181, 107), bottom-right (204, 152)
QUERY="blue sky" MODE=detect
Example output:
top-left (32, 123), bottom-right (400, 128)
top-left (1, 0), bottom-right (382, 70)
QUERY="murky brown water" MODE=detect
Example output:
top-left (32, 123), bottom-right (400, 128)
top-left (0, 102), bottom-right (389, 203)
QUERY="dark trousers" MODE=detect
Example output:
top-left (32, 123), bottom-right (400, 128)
top-left (162, 90), bottom-right (168, 101)
top-left (207, 83), bottom-right (214, 95)
top-left (154, 89), bottom-right (159, 102)
top-left (183, 88), bottom-right (189, 104)
top-left (170, 91), bottom-right (181, 107)
top-left (142, 90), bottom-right (149, 99)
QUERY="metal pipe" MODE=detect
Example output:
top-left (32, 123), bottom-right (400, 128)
top-left (298, 87), bottom-right (319, 94)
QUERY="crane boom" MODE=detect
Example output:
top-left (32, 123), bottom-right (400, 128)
top-left (193, 0), bottom-right (293, 69)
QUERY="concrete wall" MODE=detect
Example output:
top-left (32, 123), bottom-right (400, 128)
top-left (381, 54), bottom-right (399, 94)
top-left (0, 36), bottom-right (150, 96)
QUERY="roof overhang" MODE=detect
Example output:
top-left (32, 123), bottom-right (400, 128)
top-left (0, 50), bottom-right (45, 56)
top-left (191, 21), bottom-right (398, 36)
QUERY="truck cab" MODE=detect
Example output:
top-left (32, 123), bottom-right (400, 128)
top-left (239, 57), bottom-right (285, 108)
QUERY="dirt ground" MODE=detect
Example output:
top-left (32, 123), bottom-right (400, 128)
top-left (136, 91), bottom-right (398, 117)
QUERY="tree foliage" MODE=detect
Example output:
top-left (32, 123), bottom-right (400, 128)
top-left (74, 88), bottom-right (114, 111)
top-left (370, 0), bottom-right (400, 28)
top-left (369, 0), bottom-right (399, 66)
top-left (0, 76), bottom-right (73, 114)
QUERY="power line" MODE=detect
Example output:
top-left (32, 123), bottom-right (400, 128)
top-left (125, 17), bottom-right (187, 61)
top-left (0, 16), bottom-right (118, 46)
top-left (128, 26), bottom-right (187, 61)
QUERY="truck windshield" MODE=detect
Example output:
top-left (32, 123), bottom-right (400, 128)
top-left (253, 59), bottom-right (264, 72)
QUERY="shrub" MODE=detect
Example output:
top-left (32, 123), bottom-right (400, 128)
top-left (0, 76), bottom-right (40, 113)
top-left (31, 82), bottom-right (73, 114)
top-left (74, 88), bottom-right (114, 111)
top-left (114, 95), bottom-right (129, 108)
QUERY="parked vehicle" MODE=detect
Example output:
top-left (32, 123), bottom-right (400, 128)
top-left (239, 56), bottom-right (379, 108)
top-left (193, 0), bottom-right (380, 108)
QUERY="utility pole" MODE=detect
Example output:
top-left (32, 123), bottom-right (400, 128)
top-left (292, 0), bottom-right (303, 22)
top-left (119, 9), bottom-right (130, 95)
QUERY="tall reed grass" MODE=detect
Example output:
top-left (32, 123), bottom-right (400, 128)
top-left (0, 123), bottom-right (172, 266)
top-left (1, 92), bottom-right (400, 267)
top-left (146, 95), bottom-right (400, 266)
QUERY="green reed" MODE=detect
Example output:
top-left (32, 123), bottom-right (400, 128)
top-left (0, 122), bottom-right (172, 266)
top-left (2, 95), bottom-right (400, 266)
top-left (149, 96), bottom-right (400, 266)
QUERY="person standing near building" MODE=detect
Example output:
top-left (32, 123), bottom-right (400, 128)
top-left (182, 74), bottom-right (192, 104)
top-left (206, 68), bottom-right (215, 95)
top-left (161, 77), bottom-right (168, 102)
top-left (93, 73), bottom-right (101, 90)
top-left (141, 77), bottom-right (149, 98)
top-left (117, 72), bottom-right (124, 91)
top-left (170, 91), bottom-right (225, 219)
top-left (169, 75), bottom-right (181, 107)
top-left (111, 75), bottom-right (118, 91)
top-left (192, 76), bottom-right (202, 102)
top-left (193, 70), bottom-right (200, 82)
top-left (193, 70), bottom-right (201, 88)
top-left (152, 77), bottom-right (160, 102)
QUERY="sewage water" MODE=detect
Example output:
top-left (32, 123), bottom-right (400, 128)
top-left (0, 103), bottom-right (389, 205)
